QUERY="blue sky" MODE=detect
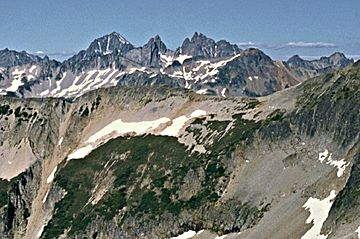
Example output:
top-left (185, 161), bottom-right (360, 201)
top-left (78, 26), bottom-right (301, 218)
top-left (1, 0), bottom-right (359, 61)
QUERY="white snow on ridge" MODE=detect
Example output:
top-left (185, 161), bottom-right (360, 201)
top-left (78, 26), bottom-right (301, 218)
top-left (46, 166), bottom-right (58, 184)
top-left (169, 54), bottom-right (241, 87)
top-left (175, 55), bottom-right (192, 64)
top-left (203, 54), bottom-right (240, 78)
top-left (51, 72), bottom-right (67, 95)
top-left (128, 67), bottom-right (148, 74)
top-left (67, 145), bottom-right (94, 160)
top-left (117, 34), bottom-right (129, 44)
top-left (318, 149), bottom-right (349, 177)
top-left (215, 235), bottom-right (227, 239)
top-left (6, 69), bottom-right (26, 92)
top-left (170, 229), bottom-right (210, 239)
top-left (68, 110), bottom-right (207, 161)
top-left (53, 69), bottom-right (125, 98)
top-left (301, 190), bottom-right (337, 239)
top-left (170, 230), bottom-right (196, 239)
top-left (160, 54), bottom-right (174, 67)
top-left (86, 117), bottom-right (170, 143)
top-left (196, 89), bottom-right (211, 95)
top-left (356, 226), bottom-right (360, 238)
top-left (160, 110), bottom-right (207, 137)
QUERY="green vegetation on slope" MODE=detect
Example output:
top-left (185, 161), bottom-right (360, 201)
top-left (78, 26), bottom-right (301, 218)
top-left (42, 110), bottom-right (275, 238)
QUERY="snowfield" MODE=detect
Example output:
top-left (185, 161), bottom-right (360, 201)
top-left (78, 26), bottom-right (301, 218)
top-left (67, 145), bottom-right (94, 160)
top-left (318, 149), bottom-right (349, 177)
top-left (301, 190), bottom-right (337, 239)
top-left (67, 110), bottom-right (207, 161)
top-left (86, 117), bottom-right (170, 143)
top-left (160, 110), bottom-right (207, 137)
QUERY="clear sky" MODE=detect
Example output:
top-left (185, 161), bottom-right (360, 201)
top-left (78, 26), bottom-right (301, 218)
top-left (1, 0), bottom-right (359, 61)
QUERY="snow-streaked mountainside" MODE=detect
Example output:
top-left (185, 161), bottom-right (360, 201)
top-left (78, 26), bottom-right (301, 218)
top-left (0, 32), bottom-right (359, 239)
top-left (0, 60), bottom-right (359, 239)
top-left (0, 32), bottom-right (353, 99)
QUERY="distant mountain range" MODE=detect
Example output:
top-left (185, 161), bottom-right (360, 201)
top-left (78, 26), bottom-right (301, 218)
top-left (0, 32), bottom-right (354, 99)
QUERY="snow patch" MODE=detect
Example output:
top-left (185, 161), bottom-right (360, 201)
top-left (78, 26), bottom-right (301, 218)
top-left (318, 149), bottom-right (329, 163)
top-left (221, 88), bottom-right (227, 98)
top-left (51, 72), bottom-right (67, 95)
top-left (128, 67), bottom-right (148, 74)
top-left (6, 68), bottom-right (26, 92)
top-left (170, 230), bottom-right (196, 239)
top-left (175, 55), bottom-right (192, 64)
top-left (356, 226), bottom-right (360, 238)
top-left (57, 137), bottom-right (63, 146)
top-left (318, 149), bottom-right (349, 177)
top-left (301, 190), bottom-right (337, 239)
top-left (42, 189), bottom-right (50, 204)
top-left (46, 166), bottom-right (58, 184)
top-left (160, 110), bottom-right (207, 137)
top-left (248, 76), bottom-right (259, 81)
top-left (196, 89), bottom-right (211, 95)
top-left (215, 235), bottom-right (227, 239)
top-left (36, 224), bottom-right (45, 238)
top-left (86, 117), bottom-right (170, 144)
top-left (67, 145), bottom-right (94, 160)
top-left (160, 54), bottom-right (174, 67)
top-left (68, 110), bottom-right (206, 161)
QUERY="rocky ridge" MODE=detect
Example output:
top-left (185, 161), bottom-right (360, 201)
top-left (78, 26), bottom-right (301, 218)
top-left (0, 61), bottom-right (358, 238)
top-left (0, 32), bottom-right (353, 99)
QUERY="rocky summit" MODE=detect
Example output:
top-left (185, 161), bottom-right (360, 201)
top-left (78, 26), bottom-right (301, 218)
top-left (0, 32), bottom-right (359, 239)
top-left (0, 32), bottom-right (353, 99)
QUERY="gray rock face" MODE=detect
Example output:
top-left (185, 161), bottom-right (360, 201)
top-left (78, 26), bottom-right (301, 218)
top-left (0, 32), bottom-right (355, 100)
top-left (85, 32), bottom-right (134, 57)
top-left (0, 62), bottom-right (359, 238)
top-left (175, 32), bottom-right (242, 58)
top-left (126, 35), bottom-right (169, 67)
top-left (62, 32), bottom-right (135, 73)
top-left (0, 49), bottom-right (53, 68)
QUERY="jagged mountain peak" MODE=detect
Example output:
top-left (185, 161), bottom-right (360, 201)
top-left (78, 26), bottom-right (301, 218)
top-left (176, 32), bottom-right (241, 58)
top-left (286, 54), bottom-right (308, 68)
top-left (240, 48), bottom-right (272, 61)
top-left (85, 32), bottom-right (134, 57)
top-left (0, 48), bottom-right (42, 68)
top-left (144, 35), bottom-right (167, 51)
top-left (190, 32), bottom-right (212, 41)
top-left (288, 54), bottom-right (304, 62)
top-left (107, 31), bottom-right (130, 44)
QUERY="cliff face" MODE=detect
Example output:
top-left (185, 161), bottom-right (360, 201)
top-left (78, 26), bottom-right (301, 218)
top-left (0, 62), bottom-right (359, 239)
